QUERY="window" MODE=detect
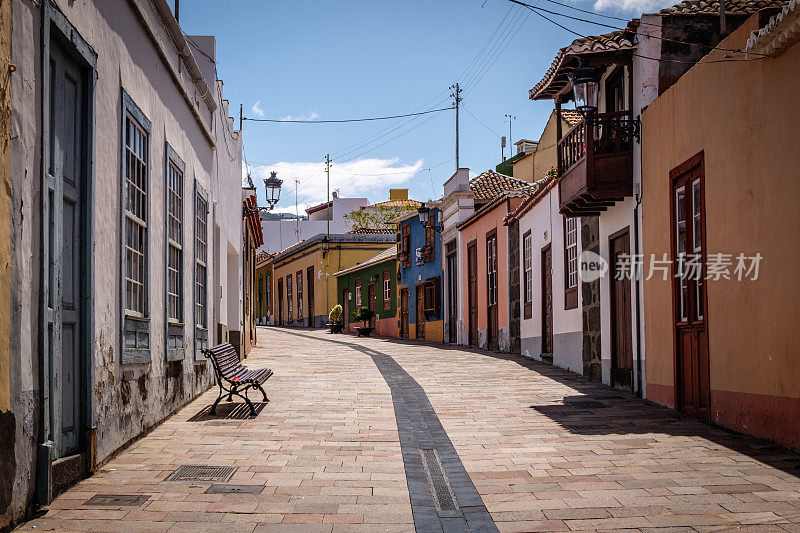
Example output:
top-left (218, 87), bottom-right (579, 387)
top-left (383, 269), bottom-right (391, 311)
top-left (401, 224), bottom-right (411, 268)
top-left (564, 217), bottom-right (578, 290)
top-left (265, 272), bottom-right (271, 313)
top-left (425, 217), bottom-right (435, 249)
top-left (166, 157), bottom-right (184, 323)
top-left (195, 187), bottom-right (208, 329)
top-left (124, 114), bottom-right (149, 317)
top-left (286, 274), bottom-right (293, 321)
top-left (523, 230), bottom-right (532, 319)
top-left (422, 277), bottom-right (441, 315)
top-left (296, 270), bottom-right (303, 320)
top-left (487, 233), bottom-right (498, 306)
top-left (121, 91), bottom-right (152, 364)
top-left (355, 278), bottom-right (362, 307)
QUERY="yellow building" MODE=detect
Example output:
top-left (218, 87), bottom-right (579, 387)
top-left (254, 252), bottom-right (274, 325)
top-left (511, 109), bottom-right (581, 182)
top-left (272, 234), bottom-right (395, 327)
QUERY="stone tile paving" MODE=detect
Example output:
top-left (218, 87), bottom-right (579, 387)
top-left (16, 328), bottom-right (800, 533)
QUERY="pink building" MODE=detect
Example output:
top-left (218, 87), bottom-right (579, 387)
top-left (456, 193), bottom-right (526, 352)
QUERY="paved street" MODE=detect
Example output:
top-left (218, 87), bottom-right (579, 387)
top-left (18, 327), bottom-right (800, 533)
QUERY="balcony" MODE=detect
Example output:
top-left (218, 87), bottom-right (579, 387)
top-left (557, 111), bottom-right (634, 217)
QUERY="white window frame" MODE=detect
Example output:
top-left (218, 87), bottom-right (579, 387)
top-left (523, 232), bottom-right (532, 304)
top-left (565, 217), bottom-right (578, 290)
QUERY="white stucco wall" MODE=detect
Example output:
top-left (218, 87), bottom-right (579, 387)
top-left (517, 189), bottom-right (583, 373)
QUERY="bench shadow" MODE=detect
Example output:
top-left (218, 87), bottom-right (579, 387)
top-left (349, 334), bottom-right (800, 478)
top-left (188, 401), bottom-right (268, 421)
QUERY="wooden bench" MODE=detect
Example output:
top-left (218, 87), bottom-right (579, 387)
top-left (203, 343), bottom-right (273, 416)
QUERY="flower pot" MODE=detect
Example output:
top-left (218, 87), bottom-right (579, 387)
top-left (355, 326), bottom-right (374, 337)
top-left (328, 323), bottom-right (344, 334)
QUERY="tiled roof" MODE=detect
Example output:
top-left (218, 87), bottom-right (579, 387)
top-left (659, 0), bottom-right (787, 15)
top-left (368, 199), bottom-right (423, 208)
top-left (347, 227), bottom-right (397, 235)
top-left (272, 233), bottom-right (395, 263)
top-left (561, 109), bottom-right (583, 126)
top-left (530, 23), bottom-right (638, 101)
top-left (746, 0), bottom-right (798, 55)
top-left (469, 170), bottom-right (535, 202)
top-left (334, 246), bottom-right (397, 277)
top-left (503, 178), bottom-right (559, 225)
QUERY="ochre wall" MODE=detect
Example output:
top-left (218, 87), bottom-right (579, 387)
top-left (642, 15), bottom-right (800, 450)
top-left (511, 111), bottom-right (570, 183)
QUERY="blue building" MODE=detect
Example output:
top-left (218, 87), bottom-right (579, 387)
top-left (395, 203), bottom-right (443, 341)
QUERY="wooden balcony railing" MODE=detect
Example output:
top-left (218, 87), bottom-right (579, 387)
top-left (556, 111), bottom-right (635, 217)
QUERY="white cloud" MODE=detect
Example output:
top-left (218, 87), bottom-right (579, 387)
top-left (280, 111), bottom-right (320, 122)
top-left (248, 157), bottom-right (425, 211)
top-left (251, 100), bottom-right (265, 117)
top-left (592, 0), bottom-right (673, 12)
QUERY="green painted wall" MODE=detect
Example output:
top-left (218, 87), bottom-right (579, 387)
top-left (336, 258), bottom-right (397, 322)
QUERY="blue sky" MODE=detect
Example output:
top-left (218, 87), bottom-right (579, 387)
top-left (174, 0), bottom-right (669, 213)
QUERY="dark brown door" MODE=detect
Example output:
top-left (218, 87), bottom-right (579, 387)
top-left (467, 242), bottom-right (478, 346)
top-left (672, 154), bottom-right (710, 420)
top-left (307, 267), bottom-right (315, 327)
top-left (277, 279), bottom-right (284, 324)
top-left (415, 285), bottom-right (425, 340)
top-left (368, 282), bottom-right (376, 328)
top-left (486, 232), bottom-right (499, 350)
top-left (610, 230), bottom-right (634, 392)
top-left (343, 288), bottom-right (350, 326)
top-left (400, 287), bottom-right (409, 338)
top-left (541, 245), bottom-right (553, 355)
top-left (447, 251), bottom-right (457, 343)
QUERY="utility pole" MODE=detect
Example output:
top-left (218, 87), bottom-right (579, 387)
top-left (325, 153), bottom-right (331, 317)
top-left (294, 178), bottom-right (300, 242)
top-left (450, 83), bottom-right (462, 170)
top-left (175, 0), bottom-right (179, 23)
top-left (719, 0), bottom-right (727, 35)
top-left (239, 103), bottom-right (243, 131)
top-left (505, 114), bottom-right (516, 157)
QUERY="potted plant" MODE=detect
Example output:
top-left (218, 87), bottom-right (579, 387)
top-left (353, 306), bottom-right (375, 337)
top-left (327, 305), bottom-right (344, 334)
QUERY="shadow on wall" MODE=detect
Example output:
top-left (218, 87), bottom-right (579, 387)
top-left (334, 333), bottom-right (800, 478)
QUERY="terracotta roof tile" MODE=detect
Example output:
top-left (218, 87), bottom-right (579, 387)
top-left (347, 227), bottom-right (397, 235)
top-left (659, 0), bottom-right (787, 15)
top-left (469, 170), bottom-right (535, 202)
top-left (368, 199), bottom-right (423, 208)
top-left (334, 246), bottom-right (397, 277)
top-left (560, 109), bottom-right (583, 126)
top-left (530, 25), bottom-right (638, 101)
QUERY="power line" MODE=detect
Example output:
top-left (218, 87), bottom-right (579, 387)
top-left (462, 104), bottom-right (501, 138)
top-left (242, 106), bottom-right (452, 124)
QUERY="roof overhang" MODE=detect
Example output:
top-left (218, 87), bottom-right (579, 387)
top-left (529, 25), bottom-right (638, 101)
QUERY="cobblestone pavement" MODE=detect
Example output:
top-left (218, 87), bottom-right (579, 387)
top-left (18, 327), bottom-right (800, 532)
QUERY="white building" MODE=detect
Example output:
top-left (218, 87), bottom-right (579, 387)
top-left (4, 0), bottom-right (244, 524)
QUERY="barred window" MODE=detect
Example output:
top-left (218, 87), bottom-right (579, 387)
top-left (124, 115), bottom-right (148, 316)
top-left (565, 217), bottom-right (578, 290)
top-left (167, 160), bottom-right (183, 322)
top-left (287, 275), bottom-right (293, 321)
top-left (296, 270), bottom-right (303, 320)
top-left (195, 191), bottom-right (208, 328)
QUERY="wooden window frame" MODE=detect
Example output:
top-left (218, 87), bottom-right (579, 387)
top-left (296, 270), bottom-right (303, 320)
top-left (355, 277), bottom-right (362, 307)
top-left (383, 269), bottom-right (391, 311)
top-left (194, 181), bottom-right (209, 360)
top-left (401, 223), bottom-right (412, 268)
top-left (564, 216), bottom-right (579, 310)
top-left (486, 230), bottom-right (498, 307)
top-left (165, 144), bottom-right (185, 325)
top-left (286, 274), bottom-right (293, 322)
top-left (523, 230), bottom-right (533, 319)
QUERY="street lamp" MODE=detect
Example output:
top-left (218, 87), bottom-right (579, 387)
top-left (417, 202), bottom-right (441, 233)
top-left (243, 171), bottom-right (284, 217)
top-left (568, 60), bottom-right (599, 116)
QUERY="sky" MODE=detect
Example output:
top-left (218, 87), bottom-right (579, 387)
top-left (173, 0), bottom-right (672, 215)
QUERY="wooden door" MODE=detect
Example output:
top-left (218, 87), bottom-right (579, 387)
top-left (307, 267), bottom-right (315, 327)
top-left (368, 282), bottom-right (376, 328)
top-left (447, 252), bottom-right (457, 343)
top-left (672, 154), bottom-right (710, 420)
top-left (610, 230), bottom-right (634, 392)
top-left (45, 41), bottom-right (88, 458)
top-left (486, 232), bottom-right (499, 350)
top-left (343, 288), bottom-right (350, 326)
top-left (277, 279), bottom-right (284, 325)
top-left (541, 245), bottom-right (553, 355)
top-left (415, 285), bottom-right (425, 340)
top-left (467, 242), bottom-right (478, 346)
top-left (400, 287), bottom-right (409, 338)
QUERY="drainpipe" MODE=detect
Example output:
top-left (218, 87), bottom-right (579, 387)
top-left (633, 114), bottom-right (643, 398)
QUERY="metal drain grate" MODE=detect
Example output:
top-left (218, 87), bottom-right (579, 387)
top-left (205, 484), bottom-right (265, 494)
top-left (163, 465), bottom-right (237, 483)
top-left (420, 449), bottom-right (459, 512)
top-left (84, 494), bottom-right (150, 506)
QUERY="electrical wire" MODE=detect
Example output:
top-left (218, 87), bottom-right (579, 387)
top-left (242, 106), bottom-right (452, 124)
top-left (462, 104), bottom-right (501, 138)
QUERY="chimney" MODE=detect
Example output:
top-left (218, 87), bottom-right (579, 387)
top-left (444, 168), bottom-right (470, 197)
top-left (389, 188), bottom-right (408, 201)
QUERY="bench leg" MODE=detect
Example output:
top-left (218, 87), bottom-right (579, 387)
top-left (210, 388), bottom-right (225, 415)
top-left (255, 383), bottom-right (269, 402)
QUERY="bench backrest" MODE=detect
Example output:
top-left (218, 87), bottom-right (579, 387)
top-left (205, 343), bottom-right (243, 382)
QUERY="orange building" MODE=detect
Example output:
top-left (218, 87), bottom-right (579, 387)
top-left (641, 8), bottom-right (800, 450)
